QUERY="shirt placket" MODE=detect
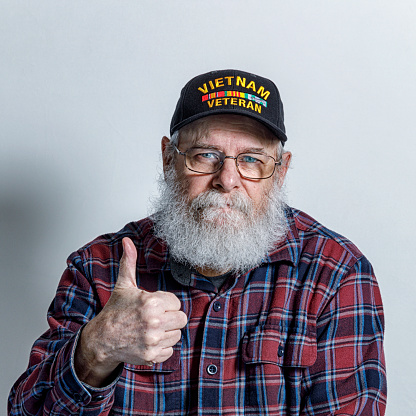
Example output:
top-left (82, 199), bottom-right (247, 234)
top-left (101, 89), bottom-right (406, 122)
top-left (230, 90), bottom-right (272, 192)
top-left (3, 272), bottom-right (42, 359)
top-left (197, 291), bottom-right (229, 415)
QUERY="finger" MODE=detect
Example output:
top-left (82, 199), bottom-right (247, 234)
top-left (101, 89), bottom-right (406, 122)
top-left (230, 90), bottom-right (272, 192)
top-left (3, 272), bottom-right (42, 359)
top-left (115, 237), bottom-right (138, 289)
top-left (156, 290), bottom-right (183, 311)
top-left (145, 347), bottom-right (174, 365)
top-left (158, 329), bottom-right (183, 348)
top-left (163, 310), bottom-right (188, 331)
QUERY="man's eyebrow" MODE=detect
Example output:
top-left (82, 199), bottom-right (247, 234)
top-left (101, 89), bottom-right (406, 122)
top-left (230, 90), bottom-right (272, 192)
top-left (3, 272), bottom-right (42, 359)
top-left (190, 142), bottom-right (220, 150)
top-left (190, 142), bottom-right (270, 155)
top-left (243, 147), bottom-right (269, 154)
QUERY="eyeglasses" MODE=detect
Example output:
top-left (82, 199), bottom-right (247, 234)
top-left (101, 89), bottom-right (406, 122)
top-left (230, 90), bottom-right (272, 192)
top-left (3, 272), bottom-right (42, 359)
top-left (174, 145), bottom-right (282, 180)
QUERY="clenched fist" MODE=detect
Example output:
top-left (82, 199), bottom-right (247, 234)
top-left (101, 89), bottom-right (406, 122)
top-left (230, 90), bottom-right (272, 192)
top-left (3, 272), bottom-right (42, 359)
top-left (74, 237), bottom-right (188, 387)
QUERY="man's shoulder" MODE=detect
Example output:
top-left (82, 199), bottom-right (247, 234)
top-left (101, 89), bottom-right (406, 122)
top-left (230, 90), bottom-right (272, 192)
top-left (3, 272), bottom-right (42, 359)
top-left (82, 217), bottom-right (155, 248)
top-left (69, 216), bottom-right (164, 268)
top-left (287, 206), bottom-right (364, 262)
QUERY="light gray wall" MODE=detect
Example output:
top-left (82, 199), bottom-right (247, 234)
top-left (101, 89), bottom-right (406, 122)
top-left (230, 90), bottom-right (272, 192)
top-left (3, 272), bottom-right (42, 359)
top-left (1, 1), bottom-right (415, 414)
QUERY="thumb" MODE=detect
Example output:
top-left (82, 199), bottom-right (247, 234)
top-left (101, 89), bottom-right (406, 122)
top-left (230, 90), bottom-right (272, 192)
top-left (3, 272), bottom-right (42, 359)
top-left (116, 237), bottom-right (138, 289)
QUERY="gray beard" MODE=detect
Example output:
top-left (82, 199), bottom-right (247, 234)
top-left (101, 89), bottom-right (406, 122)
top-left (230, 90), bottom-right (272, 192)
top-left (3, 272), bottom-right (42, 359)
top-left (151, 167), bottom-right (289, 275)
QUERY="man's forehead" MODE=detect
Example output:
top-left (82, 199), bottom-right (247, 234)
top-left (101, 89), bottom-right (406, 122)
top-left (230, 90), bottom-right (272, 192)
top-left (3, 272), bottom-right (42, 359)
top-left (178, 114), bottom-right (279, 147)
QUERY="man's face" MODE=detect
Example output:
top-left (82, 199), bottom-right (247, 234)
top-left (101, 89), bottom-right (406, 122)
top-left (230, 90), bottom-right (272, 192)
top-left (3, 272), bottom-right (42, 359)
top-left (162, 114), bottom-right (291, 216)
top-left (155, 115), bottom-right (291, 275)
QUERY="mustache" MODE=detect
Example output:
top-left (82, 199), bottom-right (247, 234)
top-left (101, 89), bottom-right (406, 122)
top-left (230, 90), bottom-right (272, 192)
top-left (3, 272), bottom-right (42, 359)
top-left (189, 190), bottom-right (253, 215)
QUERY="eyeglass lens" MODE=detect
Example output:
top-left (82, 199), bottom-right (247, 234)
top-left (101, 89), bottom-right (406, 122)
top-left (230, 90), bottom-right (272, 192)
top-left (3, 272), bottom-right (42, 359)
top-left (185, 148), bottom-right (275, 179)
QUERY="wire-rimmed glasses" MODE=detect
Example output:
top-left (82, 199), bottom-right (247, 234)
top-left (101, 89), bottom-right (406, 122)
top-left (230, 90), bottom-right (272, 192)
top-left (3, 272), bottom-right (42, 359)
top-left (174, 145), bottom-right (281, 180)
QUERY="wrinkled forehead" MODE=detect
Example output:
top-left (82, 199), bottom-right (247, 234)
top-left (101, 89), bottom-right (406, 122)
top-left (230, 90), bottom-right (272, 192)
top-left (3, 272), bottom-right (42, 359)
top-left (177, 114), bottom-right (280, 150)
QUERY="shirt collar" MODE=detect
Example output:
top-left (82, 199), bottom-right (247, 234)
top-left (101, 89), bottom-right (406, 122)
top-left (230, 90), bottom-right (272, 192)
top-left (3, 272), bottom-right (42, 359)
top-left (264, 206), bottom-right (301, 266)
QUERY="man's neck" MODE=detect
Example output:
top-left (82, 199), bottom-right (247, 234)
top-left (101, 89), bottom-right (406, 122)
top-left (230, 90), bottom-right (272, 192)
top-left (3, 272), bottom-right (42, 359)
top-left (195, 266), bottom-right (231, 278)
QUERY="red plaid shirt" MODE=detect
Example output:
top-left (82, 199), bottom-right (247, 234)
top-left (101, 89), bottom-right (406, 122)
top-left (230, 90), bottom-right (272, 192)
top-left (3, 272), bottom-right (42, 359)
top-left (8, 207), bottom-right (387, 415)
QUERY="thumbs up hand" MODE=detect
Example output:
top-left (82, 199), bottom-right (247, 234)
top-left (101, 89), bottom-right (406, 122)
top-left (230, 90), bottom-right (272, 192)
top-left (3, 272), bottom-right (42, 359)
top-left (74, 237), bottom-right (188, 387)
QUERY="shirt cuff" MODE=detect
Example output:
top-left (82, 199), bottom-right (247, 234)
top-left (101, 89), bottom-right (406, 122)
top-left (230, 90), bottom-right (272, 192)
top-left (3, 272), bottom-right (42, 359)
top-left (50, 326), bottom-right (121, 413)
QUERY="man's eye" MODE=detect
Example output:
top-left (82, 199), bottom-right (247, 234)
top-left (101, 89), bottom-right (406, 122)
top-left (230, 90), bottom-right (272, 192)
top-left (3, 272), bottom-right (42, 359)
top-left (240, 155), bottom-right (261, 164)
top-left (196, 152), bottom-right (219, 160)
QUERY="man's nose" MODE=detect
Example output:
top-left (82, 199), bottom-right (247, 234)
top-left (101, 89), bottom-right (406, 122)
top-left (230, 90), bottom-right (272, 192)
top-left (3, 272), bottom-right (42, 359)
top-left (212, 157), bottom-right (242, 192)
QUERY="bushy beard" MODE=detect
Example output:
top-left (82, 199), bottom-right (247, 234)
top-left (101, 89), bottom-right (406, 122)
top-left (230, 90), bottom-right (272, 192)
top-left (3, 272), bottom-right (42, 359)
top-left (151, 166), bottom-right (289, 275)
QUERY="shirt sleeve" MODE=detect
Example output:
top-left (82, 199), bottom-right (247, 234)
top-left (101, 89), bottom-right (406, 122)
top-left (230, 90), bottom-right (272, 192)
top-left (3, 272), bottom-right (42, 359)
top-left (302, 255), bottom-right (387, 415)
top-left (8, 252), bottom-right (120, 416)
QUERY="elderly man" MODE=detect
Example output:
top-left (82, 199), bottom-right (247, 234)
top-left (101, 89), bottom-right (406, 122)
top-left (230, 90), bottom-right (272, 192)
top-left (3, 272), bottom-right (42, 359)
top-left (9, 69), bottom-right (387, 415)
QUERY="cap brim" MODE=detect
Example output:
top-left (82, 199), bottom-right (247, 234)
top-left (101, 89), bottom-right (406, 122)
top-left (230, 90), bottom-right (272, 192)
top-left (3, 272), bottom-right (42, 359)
top-left (170, 108), bottom-right (287, 143)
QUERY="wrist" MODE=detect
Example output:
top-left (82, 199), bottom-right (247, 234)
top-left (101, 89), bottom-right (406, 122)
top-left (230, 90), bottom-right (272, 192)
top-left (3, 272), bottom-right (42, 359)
top-left (74, 323), bottom-right (121, 387)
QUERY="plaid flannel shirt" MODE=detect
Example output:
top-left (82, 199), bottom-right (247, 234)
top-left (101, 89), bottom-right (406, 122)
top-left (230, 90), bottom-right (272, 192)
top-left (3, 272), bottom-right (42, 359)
top-left (8, 207), bottom-right (387, 415)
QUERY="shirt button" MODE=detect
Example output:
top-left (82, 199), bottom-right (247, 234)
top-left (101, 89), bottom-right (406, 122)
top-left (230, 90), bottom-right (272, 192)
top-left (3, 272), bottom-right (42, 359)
top-left (278, 345), bottom-right (285, 357)
top-left (213, 301), bottom-right (222, 312)
top-left (206, 364), bottom-right (218, 375)
top-left (94, 394), bottom-right (105, 401)
top-left (73, 393), bottom-right (83, 403)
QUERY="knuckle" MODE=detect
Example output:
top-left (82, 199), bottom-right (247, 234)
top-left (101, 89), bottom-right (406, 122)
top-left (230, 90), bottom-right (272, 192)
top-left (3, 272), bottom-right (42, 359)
top-left (142, 316), bottom-right (161, 329)
top-left (152, 347), bottom-right (173, 364)
top-left (142, 349), bottom-right (157, 363)
top-left (150, 316), bottom-right (162, 328)
top-left (142, 346), bottom-right (172, 365)
top-left (144, 332), bottom-right (161, 347)
top-left (142, 293), bottom-right (163, 309)
top-left (159, 291), bottom-right (181, 309)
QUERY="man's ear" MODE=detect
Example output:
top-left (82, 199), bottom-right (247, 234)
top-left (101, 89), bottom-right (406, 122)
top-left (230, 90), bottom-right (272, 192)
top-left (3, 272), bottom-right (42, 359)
top-left (161, 136), bottom-right (171, 176)
top-left (277, 151), bottom-right (292, 187)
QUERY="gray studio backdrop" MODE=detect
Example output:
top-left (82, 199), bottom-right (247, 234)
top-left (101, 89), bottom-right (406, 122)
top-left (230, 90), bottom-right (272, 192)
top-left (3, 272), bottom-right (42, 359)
top-left (1, 1), bottom-right (415, 414)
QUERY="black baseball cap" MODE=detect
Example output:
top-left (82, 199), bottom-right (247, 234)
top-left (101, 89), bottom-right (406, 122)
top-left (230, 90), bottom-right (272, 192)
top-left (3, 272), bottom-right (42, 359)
top-left (170, 69), bottom-right (287, 143)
